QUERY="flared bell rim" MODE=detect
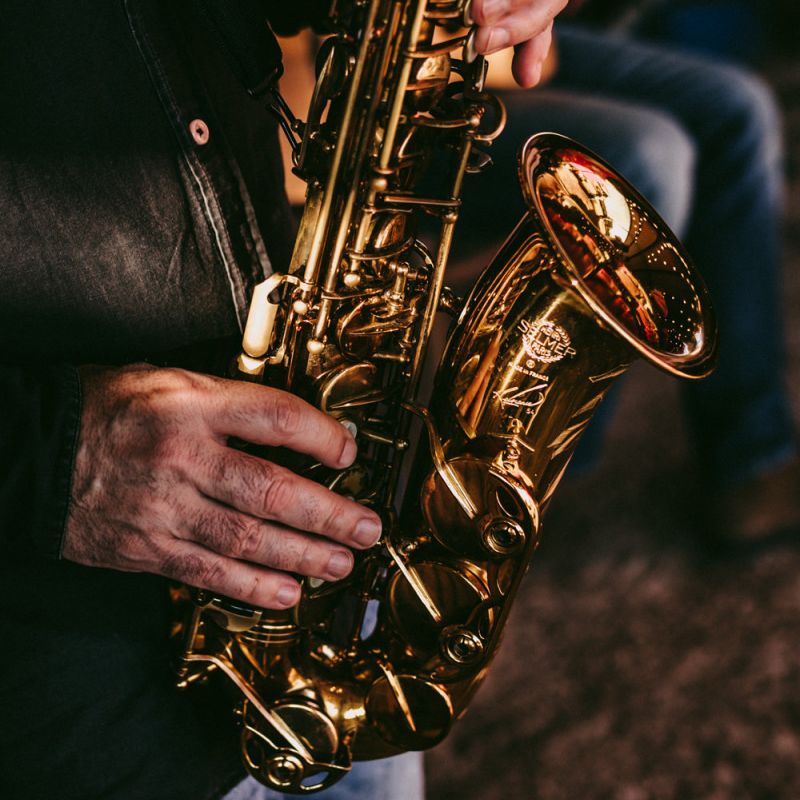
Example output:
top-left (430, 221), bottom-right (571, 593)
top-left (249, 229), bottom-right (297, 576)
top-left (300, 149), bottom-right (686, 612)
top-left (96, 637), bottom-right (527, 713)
top-left (518, 132), bottom-right (718, 380)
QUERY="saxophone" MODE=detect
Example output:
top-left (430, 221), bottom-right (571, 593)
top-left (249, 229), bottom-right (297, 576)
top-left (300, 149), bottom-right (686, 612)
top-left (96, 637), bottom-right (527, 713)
top-left (174, 0), bottom-right (718, 792)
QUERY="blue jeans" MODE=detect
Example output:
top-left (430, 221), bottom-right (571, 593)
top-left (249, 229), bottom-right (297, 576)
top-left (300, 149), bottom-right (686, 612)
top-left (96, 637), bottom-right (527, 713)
top-left (457, 25), bottom-right (796, 488)
top-left (221, 753), bottom-right (424, 800)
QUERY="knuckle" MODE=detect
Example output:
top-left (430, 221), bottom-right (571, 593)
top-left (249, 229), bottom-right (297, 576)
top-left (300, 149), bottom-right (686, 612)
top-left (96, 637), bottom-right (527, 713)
top-left (238, 573), bottom-right (278, 607)
top-left (109, 376), bottom-right (203, 469)
top-left (195, 557), bottom-right (227, 590)
top-left (210, 453), bottom-right (238, 493)
top-left (160, 550), bottom-right (186, 581)
top-left (192, 507), bottom-right (264, 561)
top-left (220, 450), bottom-right (256, 488)
top-left (161, 550), bottom-right (224, 591)
top-left (228, 515), bottom-right (264, 559)
top-left (472, 0), bottom-right (488, 25)
top-left (238, 576), bottom-right (263, 606)
top-left (191, 507), bottom-right (222, 550)
top-left (149, 430), bottom-right (184, 467)
top-left (320, 497), bottom-right (348, 539)
top-left (191, 507), bottom-right (233, 553)
top-left (163, 367), bottom-right (208, 398)
top-left (112, 528), bottom-right (151, 567)
top-left (261, 469), bottom-right (295, 516)
top-left (270, 391), bottom-right (303, 436)
top-left (251, 575), bottom-right (299, 609)
top-left (295, 539), bottom-right (321, 576)
top-left (146, 369), bottom-right (210, 429)
top-left (257, 527), bottom-right (285, 568)
top-left (477, 0), bottom-right (507, 25)
top-left (299, 493), bottom-right (323, 533)
top-left (162, 370), bottom-right (209, 420)
top-left (242, 457), bottom-right (275, 506)
top-left (258, 531), bottom-right (322, 577)
top-left (266, 534), bottom-right (304, 572)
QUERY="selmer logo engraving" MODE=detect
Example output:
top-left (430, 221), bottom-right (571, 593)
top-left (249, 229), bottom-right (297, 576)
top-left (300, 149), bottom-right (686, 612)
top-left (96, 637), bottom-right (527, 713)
top-left (520, 320), bottom-right (576, 363)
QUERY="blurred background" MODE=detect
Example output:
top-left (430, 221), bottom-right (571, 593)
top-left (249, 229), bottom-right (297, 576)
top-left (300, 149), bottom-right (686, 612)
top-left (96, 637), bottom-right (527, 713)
top-left (423, 1), bottom-right (800, 798)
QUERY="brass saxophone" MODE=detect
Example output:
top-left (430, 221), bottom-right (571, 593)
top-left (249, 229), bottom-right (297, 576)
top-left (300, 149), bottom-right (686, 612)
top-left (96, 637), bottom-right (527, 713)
top-left (174, 0), bottom-right (718, 793)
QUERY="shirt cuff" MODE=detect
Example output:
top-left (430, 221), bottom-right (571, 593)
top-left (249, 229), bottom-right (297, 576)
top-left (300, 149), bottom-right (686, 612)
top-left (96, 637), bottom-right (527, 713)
top-left (36, 364), bottom-right (83, 559)
top-left (0, 363), bottom-right (83, 559)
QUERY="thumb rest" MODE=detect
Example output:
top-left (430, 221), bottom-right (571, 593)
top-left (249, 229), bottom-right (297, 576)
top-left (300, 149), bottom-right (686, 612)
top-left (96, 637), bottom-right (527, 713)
top-left (173, 0), bottom-right (718, 793)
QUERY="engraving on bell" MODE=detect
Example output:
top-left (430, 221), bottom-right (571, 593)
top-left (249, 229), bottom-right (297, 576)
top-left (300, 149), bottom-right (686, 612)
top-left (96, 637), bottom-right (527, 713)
top-left (520, 319), bottom-right (576, 363)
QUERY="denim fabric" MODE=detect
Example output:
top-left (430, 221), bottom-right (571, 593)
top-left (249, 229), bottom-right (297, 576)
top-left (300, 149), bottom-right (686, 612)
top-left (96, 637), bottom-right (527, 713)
top-left (223, 753), bottom-right (425, 800)
top-left (455, 25), bottom-right (796, 487)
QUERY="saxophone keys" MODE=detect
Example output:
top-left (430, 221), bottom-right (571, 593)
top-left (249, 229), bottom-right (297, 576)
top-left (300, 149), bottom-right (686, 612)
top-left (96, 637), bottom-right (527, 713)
top-left (479, 516), bottom-right (526, 557)
top-left (439, 625), bottom-right (484, 665)
top-left (465, 147), bottom-right (493, 174)
top-left (365, 670), bottom-right (453, 750)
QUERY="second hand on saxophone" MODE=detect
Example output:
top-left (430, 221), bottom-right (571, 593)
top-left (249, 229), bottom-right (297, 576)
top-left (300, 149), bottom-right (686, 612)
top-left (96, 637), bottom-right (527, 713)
top-left (173, 0), bottom-right (717, 794)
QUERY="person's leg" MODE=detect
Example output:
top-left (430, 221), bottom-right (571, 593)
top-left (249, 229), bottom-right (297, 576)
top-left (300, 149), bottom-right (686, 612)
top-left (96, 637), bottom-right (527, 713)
top-left (455, 87), bottom-right (695, 256)
top-left (551, 25), bottom-right (797, 489)
top-left (222, 752), bottom-right (425, 800)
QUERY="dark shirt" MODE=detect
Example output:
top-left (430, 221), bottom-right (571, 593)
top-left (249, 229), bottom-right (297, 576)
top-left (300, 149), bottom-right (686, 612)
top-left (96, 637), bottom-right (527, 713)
top-left (0, 1), bottom-right (306, 797)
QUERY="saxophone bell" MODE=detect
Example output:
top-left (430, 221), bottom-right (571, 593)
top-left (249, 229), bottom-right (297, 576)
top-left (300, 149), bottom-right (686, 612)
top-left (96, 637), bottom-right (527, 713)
top-left (409, 132), bottom-right (716, 574)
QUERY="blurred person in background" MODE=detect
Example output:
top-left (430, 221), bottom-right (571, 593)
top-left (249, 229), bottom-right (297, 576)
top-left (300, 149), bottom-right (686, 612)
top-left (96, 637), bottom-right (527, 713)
top-left (448, 1), bottom-right (800, 544)
top-left (572, 0), bottom-right (767, 62)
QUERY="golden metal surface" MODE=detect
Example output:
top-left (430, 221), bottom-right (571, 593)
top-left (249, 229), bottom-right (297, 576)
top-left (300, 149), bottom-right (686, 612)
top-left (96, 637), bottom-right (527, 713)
top-left (172, 1), bottom-right (718, 793)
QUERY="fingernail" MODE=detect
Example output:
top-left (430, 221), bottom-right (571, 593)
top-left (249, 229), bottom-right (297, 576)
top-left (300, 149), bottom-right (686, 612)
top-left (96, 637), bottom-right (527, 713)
top-left (327, 550), bottom-right (353, 579)
top-left (485, 27), bottom-right (510, 54)
top-left (339, 435), bottom-right (358, 468)
top-left (353, 517), bottom-right (382, 548)
top-left (276, 584), bottom-right (300, 607)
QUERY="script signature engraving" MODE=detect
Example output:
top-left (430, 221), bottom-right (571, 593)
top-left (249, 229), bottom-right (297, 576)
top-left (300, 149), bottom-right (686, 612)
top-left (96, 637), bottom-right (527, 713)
top-left (494, 383), bottom-right (548, 412)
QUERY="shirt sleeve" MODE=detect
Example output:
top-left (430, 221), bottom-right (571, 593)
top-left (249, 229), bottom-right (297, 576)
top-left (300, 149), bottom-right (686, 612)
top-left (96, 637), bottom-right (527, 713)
top-left (0, 363), bottom-right (82, 559)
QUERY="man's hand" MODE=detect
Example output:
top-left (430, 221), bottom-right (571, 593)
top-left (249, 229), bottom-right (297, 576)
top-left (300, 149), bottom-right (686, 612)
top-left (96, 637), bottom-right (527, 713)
top-left (472, 0), bottom-right (568, 88)
top-left (63, 364), bottom-right (383, 610)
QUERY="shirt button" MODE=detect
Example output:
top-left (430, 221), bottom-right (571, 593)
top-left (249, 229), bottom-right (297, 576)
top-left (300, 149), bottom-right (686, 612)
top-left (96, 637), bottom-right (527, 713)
top-left (189, 118), bottom-right (210, 145)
